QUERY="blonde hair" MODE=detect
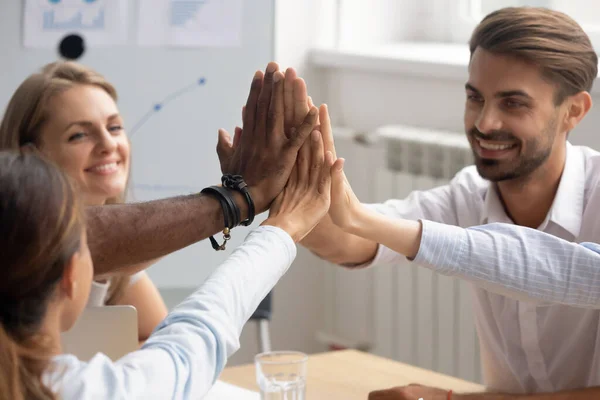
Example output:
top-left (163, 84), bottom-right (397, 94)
top-left (0, 61), bottom-right (130, 303)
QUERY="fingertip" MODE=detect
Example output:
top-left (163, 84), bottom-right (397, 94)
top-left (266, 62), bottom-right (278, 73)
top-left (253, 70), bottom-right (263, 80)
top-left (311, 129), bottom-right (321, 141)
top-left (273, 71), bottom-right (284, 83)
top-left (294, 78), bottom-right (307, 91)
top-left (218, 128), bottom-right (228, 139)
top-left (309, 106), bottom-right (318, 117)
top-left (285, 67), bottom-right (297, 79)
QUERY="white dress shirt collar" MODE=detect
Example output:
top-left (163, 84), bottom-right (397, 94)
top-left (480, 142), bottom-right (584, 238)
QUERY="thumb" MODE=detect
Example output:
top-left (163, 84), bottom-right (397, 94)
top-left (330, 158), bottom-right (346, 214)
top-left (216, 128), bottom-right (234, 169)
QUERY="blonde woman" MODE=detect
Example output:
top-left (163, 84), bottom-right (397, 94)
top-left (0, 62), bottom-right (167, 342)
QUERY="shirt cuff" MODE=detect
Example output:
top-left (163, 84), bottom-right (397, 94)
top-left (412, 219), bottom-right (467, 274)
top-left (247, 225), bottom-right (297, 264)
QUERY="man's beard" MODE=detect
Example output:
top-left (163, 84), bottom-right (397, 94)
top-left (467, 122), bottom-right (556, 182)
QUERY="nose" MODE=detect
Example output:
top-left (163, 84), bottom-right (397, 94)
top-left (475, 104), bottom-right (503, 134)
top-left (96, 129), bottom-right (117, 154)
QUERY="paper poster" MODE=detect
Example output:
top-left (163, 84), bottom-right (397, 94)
top-left (137, 0), bottom-right (243, 47)
top-left (23, 0), bottom-right (128, 48)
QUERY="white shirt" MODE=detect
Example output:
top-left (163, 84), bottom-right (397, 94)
top-left (87, 271), bottom-right (146, 307)
top-left (44, 226), bottom-right (296, 399)
top-left (365, 142), bottom-right (600, 393)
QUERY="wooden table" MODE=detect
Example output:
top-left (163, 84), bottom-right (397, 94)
top-left (220, 349), bottom-right (485, 399)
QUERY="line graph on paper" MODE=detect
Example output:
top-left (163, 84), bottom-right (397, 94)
top-left (128, 77), bottom-right (207, 196)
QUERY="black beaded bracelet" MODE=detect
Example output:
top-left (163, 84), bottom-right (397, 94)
top-left (201, 186), bottom-right (240, 250)
top-left (222, 174), bottom-right (255, 226)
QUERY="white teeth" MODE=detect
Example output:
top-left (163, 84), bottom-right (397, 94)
top-left (478, 140), bottom-right (514, 151)
top-left (90, 162), bottom-right (118, 172)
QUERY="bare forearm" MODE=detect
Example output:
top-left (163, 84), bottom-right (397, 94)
top-left (300, 214), bottom-right (378, 266)
top-left (347, 206), bottom-right (422, 260)
top-left (456, 388), bottom-right (600, 400)
top-left (87, 192), bottom-right (248, 276)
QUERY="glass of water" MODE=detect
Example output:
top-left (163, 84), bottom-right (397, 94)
top-left (255, 351), bottom-right (308, 400)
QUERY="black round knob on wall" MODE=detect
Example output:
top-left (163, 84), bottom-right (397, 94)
top-left (58, 34), bottom-right (85, 60)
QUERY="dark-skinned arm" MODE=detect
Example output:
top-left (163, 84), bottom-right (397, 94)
top-left (89, 62), bottom-right (318, 277)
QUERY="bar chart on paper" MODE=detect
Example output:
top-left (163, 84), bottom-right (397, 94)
top-left (24, 0), bottom-right (128, 47)
top-left (43, 8), bottom-right (105, 30)
top-left (137, 0), bottom-right (243, 47)
top-left (170, 0), bottom-right (208, 27)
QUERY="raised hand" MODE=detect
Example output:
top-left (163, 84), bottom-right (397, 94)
top-left (216, 62), bottom-right (319, 213)
top-left (264, 129), bottom-right (335, 242)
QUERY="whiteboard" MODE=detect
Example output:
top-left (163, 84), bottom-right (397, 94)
top-left (0, 0), bottom-right (275, 288)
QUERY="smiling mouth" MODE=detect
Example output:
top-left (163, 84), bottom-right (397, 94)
top-left (475, 137), bottom-right (518, 150)
top-left (85, 161), bottom-right (120, 173)
top-left (472, 137), bottom-right (519, 161)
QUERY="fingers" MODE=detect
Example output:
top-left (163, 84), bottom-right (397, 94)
top-left (233, 126), bottom-right (243, 148)
top-left (242, 71), bottom-right (263, 143)
top-left (242, 105), bottom-right (246, 122)
top-left (216, 129), bottom-right (234, 171)
top-left (319, 104), bottom-right (336, 158)
top-left (308, 130), bottom-right (325, 190)
top-left (296, 129), bottom-right (314, 187)
top-left (254, 62), bottom-right (279, 142)
top-left (267, 71), bottom-right (285, 144)
top-left (330, 157), bottom-right (346, 203)
top-left (293, 78), bottom-right (309, 127)
top-left (318, 151), bottom-right (335, 195)
top-left (284, 68), bottom-right (297, 131)
top-left (289, 106), bottom-right (319, 148)
top-left (308, 96), bottom-right (320, 126)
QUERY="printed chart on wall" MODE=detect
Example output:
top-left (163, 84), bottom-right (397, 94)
top-left (23, 0), bottom-right (128, 48)
top-left (137, 0), bottom-right (243, 47)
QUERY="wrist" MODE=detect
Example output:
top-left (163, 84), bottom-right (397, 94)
top-left (248, 186), bottom-right (268, 214)
top-left (262, 217), bottom-right (301, 242)
top-left (231, 190), bottom-right (249, 222)
top-left (345, 203), bottom-right (371, 236)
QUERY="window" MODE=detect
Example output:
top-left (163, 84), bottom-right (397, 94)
top-left (451, 0), bottom-right (600, 49)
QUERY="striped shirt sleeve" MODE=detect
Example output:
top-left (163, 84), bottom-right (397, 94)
top-left (413, 220), bottom-right (600, 308)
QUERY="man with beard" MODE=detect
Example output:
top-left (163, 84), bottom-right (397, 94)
top-left (301, 7), bottom-right (600, 399)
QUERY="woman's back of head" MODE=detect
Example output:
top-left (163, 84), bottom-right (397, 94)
top-left (0, 150), bottom-right (85, 400)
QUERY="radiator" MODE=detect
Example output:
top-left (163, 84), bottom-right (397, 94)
top-left (318, 125), bottom-right (482, 384)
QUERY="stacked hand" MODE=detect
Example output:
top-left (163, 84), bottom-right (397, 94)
top-left (216, 62), bottom-right (318, 214)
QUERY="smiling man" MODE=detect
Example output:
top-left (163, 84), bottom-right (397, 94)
top-left (300, 7), bottom-right (600, 398)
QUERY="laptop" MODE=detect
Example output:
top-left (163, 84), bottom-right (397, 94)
top-left (61, 305), bottom-right (139, 362)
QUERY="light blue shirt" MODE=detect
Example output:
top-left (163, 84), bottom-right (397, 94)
top-left (44, 226), bottom-right (296, 399)
top-left (415, 220), bottom-right (600, 309)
